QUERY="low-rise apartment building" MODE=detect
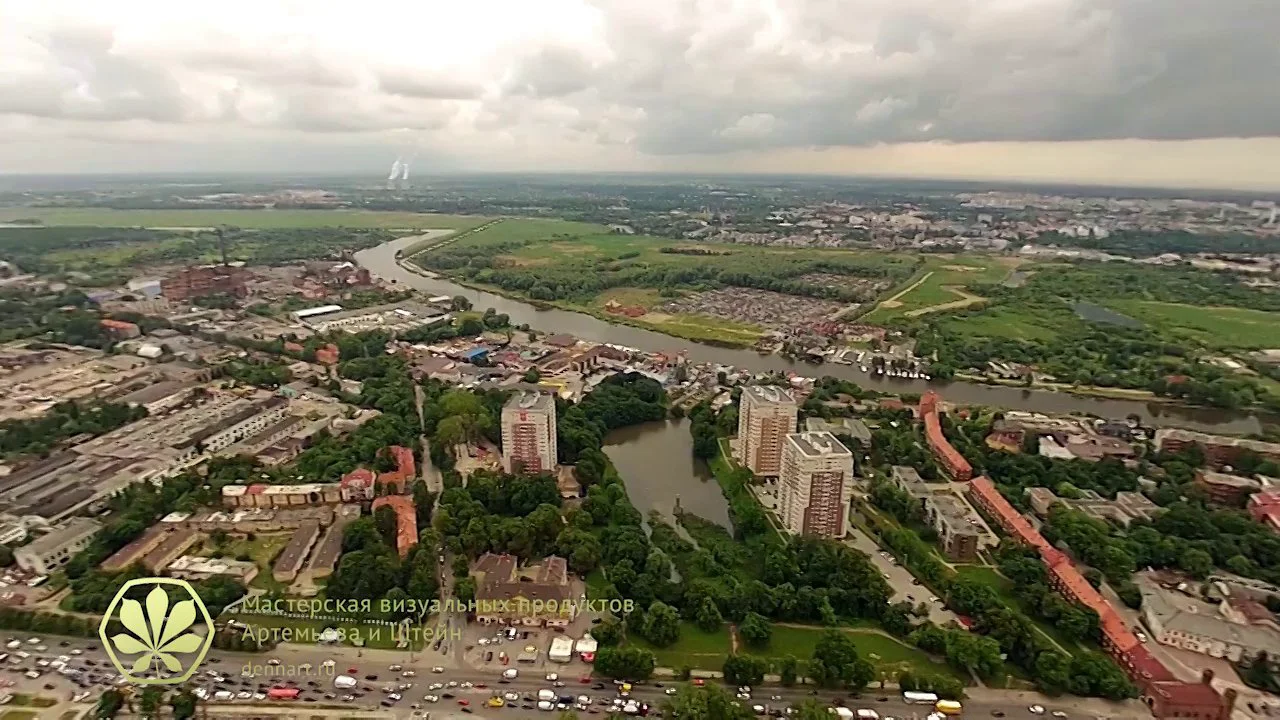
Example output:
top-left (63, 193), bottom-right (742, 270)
top-left (892, 466), bottom-right (990, 561)
top-left (472, 554), bottom-right (577, 628)
top-left (1025, 486), bottom-right (1161, 527)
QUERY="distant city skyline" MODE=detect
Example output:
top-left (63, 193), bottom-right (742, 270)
top-left (2, 1), bottom-right (1278, 191)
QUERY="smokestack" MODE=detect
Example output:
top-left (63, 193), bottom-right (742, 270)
top-left (387, 158), bottom-right (402, 189)
top-left (400, 162), bottom-right (410, 189)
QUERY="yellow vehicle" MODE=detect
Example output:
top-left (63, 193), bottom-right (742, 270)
top-left (621, 683), bottom-right (632, 693)
top-left (487, 697), bottom-right (505, 708)
top-left (936, 700), bottom-right (963, 715)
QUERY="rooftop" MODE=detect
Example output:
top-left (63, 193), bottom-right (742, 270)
top-left (503, 390), bottom-right (554, 413)
top-left (21, 517), bottom-right (100, 557)
top-left (786, 431), bottom-right (851, 458)
top-left (742, 384), bottom-right (797, 405)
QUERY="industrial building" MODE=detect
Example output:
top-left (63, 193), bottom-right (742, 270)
top-left (165, 555), bottom-right (258, 584)
top-left (298, 301), bottom-right (449, 334)
top-left (1139, 579), bottom-right (1280, 663)
top-left (14, 518), bottom-right (101, 576)
top-left (500, 391), bottom-right (557, 474)
top-left (777, 431), bottom-right (853, 539)
top-left (273, 521), bottom-right (321, 583)
top-left (735, 385), bottom-right (798, 477)
top-left (160, 265), bottom-right (249, 302)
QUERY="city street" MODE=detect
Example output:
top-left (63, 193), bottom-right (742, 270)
top-left (843, 520), bottom-right (958, 627)
top-left (0, 631), bottom-right (1155, 720)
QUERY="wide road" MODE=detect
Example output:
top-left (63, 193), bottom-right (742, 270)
top-left (0, 631), bottom-right (1147, 720)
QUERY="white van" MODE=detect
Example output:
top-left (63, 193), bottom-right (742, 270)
top-left (538, 689), bottom-right (556, 702)
top-left (502, 668), bottom-right (518, 680)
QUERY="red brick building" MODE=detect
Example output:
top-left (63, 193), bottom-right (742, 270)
top-left (1155, 428), bottom-right (1280, 469)
top-left (370, 495), bottom-right (418, 557)
top-left (377, 445), bottom-right (416, 494)
top-left (100, 318), bottom-right (141, 339)
top-left (160, 265), bottom-right (249, 302)
top-left (967, 476), bottom-right (1234, 720)
top-left (315, 344), bottom-right (340, 366)
top-left (919, 391), bottom-right (972, 481)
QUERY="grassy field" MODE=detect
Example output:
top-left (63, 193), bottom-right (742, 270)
top-left (953, 565), bottom-right (1082, 655)
top-left (863, 257), bottom-right (1020, 323)
top-left (626, 621), bottom-right (734, 671)
top-left (1107, 300), bottom-right (1280, 349)
top-left (756, 625), bottom-right (966, 681)
top-left (200, 534), bottom-right (293, 593)
top-left (0, 208), bottom-right (486, 230)
top-left (935, 304), bottom-right (1076, 343)
top-left (453, 218), bottom-right (606, 249)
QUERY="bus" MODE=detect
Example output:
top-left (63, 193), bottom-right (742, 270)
top-left (936, 700), bottom-right (963, 715)
top-left (903, 691), bottom-right (940, 705)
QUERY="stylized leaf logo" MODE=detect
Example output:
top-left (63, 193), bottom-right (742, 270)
top-left (109, 585), bottom-right (205, 675)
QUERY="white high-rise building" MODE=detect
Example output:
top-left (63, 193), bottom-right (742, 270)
top-left (735, 385), bottom-right (798, 476)
top-left (778, 431), bottom-right (854, 539)
top-left (501, 391), bottom-right (557, 474)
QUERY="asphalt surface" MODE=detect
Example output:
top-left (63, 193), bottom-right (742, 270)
top-left (0, 630), bottom-right (1119, 720)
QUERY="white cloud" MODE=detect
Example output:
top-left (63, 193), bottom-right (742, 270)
top-left (0, 0), bottom-right (1276, 186)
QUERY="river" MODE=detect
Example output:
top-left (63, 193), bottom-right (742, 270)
top-left (355, 233), bottom-right (1266, 434)
top-left (603, 419), bottom-right (732, 531)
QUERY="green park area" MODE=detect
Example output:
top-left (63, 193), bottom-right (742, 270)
top-left (626, 621), bottom-right (734, 671)
top-left (953, 565), bottom-right (1083, 656)
top-left (1107, 299), bottom-right (1280, 349)
top-left (759, 625), bottom-right (966, 682)
top-left (862, 256), bottom-right (1020, 323)
top-left (0, 207), bottom-right (485, 230)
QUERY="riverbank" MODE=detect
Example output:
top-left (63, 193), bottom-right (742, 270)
top-left (409, 266), bottom-right (762, 349)
top-left (408, 252), bottom-right (1271, 418)
top-left (355, 233), bottom-right (1270, 433)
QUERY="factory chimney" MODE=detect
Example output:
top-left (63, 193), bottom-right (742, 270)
top-left (387, 158), bottom-right (402, 190)
top-left (399, 162), bottom-right (411, 190)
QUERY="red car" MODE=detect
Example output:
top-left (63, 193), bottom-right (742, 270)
top-left (692, 679), bottom-right (705, 687)
top-left (579, 676), bottom-right (592, 684)
top-left (475, 683), bottom-right (487, 689)
top-left (348, 667), bottom-right (357, 674)
top-left (458, 699), bottom-right (470, 706)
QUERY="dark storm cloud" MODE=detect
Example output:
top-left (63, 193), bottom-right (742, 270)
top-left (1, 0), bottom-right (1277, 156)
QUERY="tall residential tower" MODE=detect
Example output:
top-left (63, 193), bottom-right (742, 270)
top-left (501, 391), bottom-right (557, 474)
top-left (735, 385), bottom-right (798, 476)
top-left (778, 431), bottom-right (853, 539)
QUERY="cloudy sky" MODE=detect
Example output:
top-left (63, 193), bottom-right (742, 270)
top-left (2, 0), bottom-right (1279, 189)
